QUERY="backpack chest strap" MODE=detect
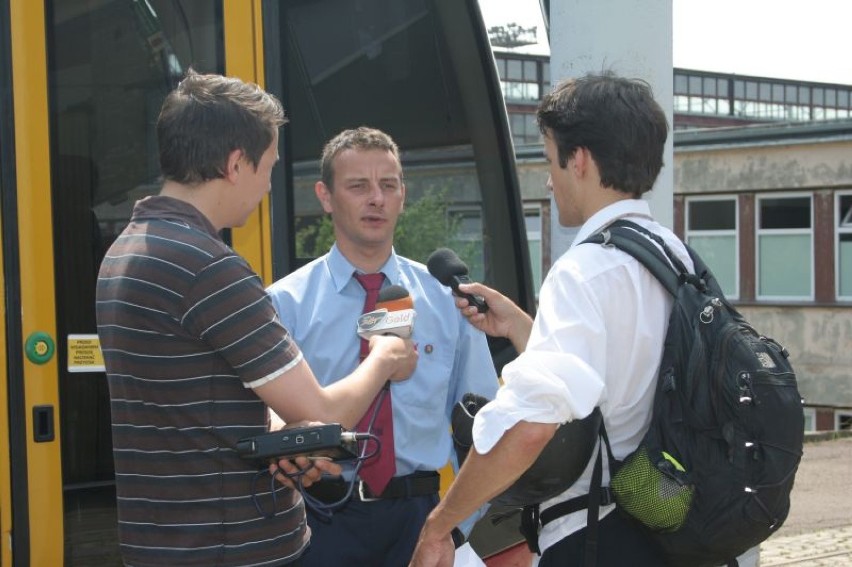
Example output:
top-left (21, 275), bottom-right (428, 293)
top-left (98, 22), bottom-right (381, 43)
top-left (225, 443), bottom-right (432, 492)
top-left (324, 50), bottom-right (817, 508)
top-left (538, 486), bottom-right (615, 527)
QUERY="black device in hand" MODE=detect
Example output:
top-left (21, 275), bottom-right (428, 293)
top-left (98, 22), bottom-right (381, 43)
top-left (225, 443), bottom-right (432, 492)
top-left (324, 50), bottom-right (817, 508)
top-left (426, 248), bottom-right (489, 313)
top-left (236, 423), bottom-right (359, 462)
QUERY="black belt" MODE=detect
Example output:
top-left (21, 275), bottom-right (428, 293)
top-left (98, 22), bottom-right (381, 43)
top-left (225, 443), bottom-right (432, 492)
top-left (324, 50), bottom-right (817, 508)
top-left (307, 471), bottom-right (440, 503)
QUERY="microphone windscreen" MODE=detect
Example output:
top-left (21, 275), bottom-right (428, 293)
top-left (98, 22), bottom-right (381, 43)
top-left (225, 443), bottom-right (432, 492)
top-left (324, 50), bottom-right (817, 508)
top-left (427, 248), bottom-right (469, 287)
top-left (376, 284), bottom-right (413, 312)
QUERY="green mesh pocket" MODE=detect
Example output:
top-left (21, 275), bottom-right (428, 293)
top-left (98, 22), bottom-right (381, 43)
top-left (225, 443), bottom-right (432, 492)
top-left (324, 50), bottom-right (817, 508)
top-left (610, 446), bottom-right (694, 532)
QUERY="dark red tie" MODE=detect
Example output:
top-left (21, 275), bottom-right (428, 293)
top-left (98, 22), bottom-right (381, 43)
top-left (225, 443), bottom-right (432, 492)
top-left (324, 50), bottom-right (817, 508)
top-left (353, 273), bottom-right (396, 495)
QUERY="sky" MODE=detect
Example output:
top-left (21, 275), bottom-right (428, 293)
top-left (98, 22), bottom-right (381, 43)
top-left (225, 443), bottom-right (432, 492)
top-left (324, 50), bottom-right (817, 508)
top-left (478, 0), bottom-right (852, 86)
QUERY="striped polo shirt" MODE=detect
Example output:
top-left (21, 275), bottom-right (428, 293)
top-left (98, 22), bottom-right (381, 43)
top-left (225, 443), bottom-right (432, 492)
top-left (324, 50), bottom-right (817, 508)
top-left (96, 196), bottom-right (306, 567)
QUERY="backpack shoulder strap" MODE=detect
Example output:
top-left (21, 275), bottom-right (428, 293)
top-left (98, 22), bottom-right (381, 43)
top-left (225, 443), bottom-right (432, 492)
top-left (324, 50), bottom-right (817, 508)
top-left (581, 219), bottom-right (684, 296)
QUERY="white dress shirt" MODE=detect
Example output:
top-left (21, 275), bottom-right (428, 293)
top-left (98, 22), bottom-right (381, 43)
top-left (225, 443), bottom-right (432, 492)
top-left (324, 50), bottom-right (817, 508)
top-left (472, 198), bottom-right (694, 553)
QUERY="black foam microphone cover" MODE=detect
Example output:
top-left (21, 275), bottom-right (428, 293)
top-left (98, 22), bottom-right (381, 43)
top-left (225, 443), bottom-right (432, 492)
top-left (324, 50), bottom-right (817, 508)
top-left (426, 248), bottom-right (469, 286)
top-left (426, 248), bottom-right (488, 313)
top-left (377, 284), bottom-right (409, 303)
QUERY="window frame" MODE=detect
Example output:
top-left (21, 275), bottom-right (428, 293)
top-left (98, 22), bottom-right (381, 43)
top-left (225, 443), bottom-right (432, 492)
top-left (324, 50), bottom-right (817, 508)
top-left (755, 192), bottom-right (814, 301)
top-left (836, 190), bottom-right (852, 301)
top-left (834, 410), bottom-right (852, 431)
top-left (524, 205), bottom-right (543, 298)
top-left (803, 407), bottom-right (816, 433)
top-left (685, 195), bottom-right (740, 300)
top-left (495, 54), bottom-right (542, 103)
top-left (447, 204), bottom-right (486, 282)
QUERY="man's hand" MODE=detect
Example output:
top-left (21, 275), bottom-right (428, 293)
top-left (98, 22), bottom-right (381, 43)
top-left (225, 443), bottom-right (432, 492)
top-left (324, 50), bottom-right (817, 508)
top-left (367, 335), bottom-right (418, 381)
top-left (408, 528), bottom-right (455, 567)
top-left (265, 420), bottom-right (343, 488)
top-left (269, 455), bottom-right (342, 489)
top-left (454, 282), bottom-right (532, 353)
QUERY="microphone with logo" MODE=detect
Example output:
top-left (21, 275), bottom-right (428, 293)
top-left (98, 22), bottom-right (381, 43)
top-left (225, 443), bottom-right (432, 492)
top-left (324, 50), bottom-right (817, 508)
top-left (426, 248), bottom-right (489, 313)
top-left (357, 284), bottom-right (416, 339)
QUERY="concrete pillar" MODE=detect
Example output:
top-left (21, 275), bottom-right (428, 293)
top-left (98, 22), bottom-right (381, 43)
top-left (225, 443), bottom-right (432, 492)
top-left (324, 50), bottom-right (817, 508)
top-left (547, 9), bottom-right (759, 567)
top-left (547, 0), bottom-right (674, 258)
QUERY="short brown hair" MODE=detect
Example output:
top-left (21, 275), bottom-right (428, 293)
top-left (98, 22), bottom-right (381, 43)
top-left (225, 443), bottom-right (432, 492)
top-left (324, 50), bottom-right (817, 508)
top-left (319, 127), bottom-right (401, 189)
top-left (157, 69), bottom-right (287, 185)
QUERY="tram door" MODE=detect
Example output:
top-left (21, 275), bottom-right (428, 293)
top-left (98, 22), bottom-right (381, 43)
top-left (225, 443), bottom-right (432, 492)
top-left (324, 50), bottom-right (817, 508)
top-left (2, 0), bottom-right (531, 565)
top-left (1, 1), bottom-right (265, 565)
top-left (50, 3), bottom-right (231, 565)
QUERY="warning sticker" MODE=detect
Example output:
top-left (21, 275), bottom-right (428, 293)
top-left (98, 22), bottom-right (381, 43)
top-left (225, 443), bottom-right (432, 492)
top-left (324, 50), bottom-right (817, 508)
top-left (67, 334), bottom-right (105, 373)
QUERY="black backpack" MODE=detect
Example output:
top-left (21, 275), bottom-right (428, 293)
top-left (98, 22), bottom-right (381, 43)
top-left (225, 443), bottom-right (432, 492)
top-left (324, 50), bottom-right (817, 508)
top-left (538, 219), bottom-right (804, 567)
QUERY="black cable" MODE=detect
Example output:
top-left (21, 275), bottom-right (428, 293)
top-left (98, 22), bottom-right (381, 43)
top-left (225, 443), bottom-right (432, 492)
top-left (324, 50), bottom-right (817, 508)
top-left (300, 431), bottom-right (382, 521)
top-left (252, 460), bottom-right (316, 519)
top-left (249, 390), bottom-right (389, 520)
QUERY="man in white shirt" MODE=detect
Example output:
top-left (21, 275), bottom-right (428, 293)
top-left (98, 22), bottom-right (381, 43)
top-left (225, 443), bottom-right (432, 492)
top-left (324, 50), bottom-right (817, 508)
top-left (410, 72), bottom-right (689, 566)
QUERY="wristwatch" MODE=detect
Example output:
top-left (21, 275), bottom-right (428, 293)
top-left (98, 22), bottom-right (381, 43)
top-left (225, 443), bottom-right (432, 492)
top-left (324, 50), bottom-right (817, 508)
top-left (450, 527), bottom-right (466, 549)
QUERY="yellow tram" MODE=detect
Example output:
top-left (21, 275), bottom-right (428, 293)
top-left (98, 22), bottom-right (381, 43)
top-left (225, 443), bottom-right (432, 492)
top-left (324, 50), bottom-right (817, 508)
top-left (0, 1), bottom-right (535, 564)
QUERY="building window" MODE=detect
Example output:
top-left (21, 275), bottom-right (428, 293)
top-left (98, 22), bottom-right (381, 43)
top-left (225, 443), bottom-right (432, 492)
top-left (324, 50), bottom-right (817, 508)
top-left (673, 71), bottom-right (730, 117)
top-left (803, 407), bottom-right (816, 433)
top-left (836, 411), bottom-right (852, 431)
top-left (838, 191), bottom-right (852, 300)
top-left (756, 195), bottom-right (813, 300)
top-left (686, 197), bottom-right (738, 298)
top-left (525, 207), bottom-right (542, 297)
top-left (674, 70), bottom-right (852, 121)
top-left (449, 207), bottom-right (485, 282)
top-left (495, 55), bottom-right (541, 103)
top-left (509, 112), bottom-right (540, 145)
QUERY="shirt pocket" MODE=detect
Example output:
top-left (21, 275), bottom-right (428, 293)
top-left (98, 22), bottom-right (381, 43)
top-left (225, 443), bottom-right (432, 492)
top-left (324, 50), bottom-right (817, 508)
top-left (393, 338), bottom-right (454, 410)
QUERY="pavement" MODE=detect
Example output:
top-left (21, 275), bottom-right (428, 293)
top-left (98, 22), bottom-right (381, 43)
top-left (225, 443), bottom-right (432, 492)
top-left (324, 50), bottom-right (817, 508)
top-left (473, 434), bottom-right (852, 567)
top-left (760, 525), bottom-right (852, 566)
top-left (756, 434), bottom-right (852, 566)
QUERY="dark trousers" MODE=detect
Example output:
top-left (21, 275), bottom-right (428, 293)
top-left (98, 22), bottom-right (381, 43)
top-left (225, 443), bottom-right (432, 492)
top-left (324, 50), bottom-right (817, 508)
top-left (539, 510), bottom-right (667, 567)
top-left (302, 493), bottom-right (439, 567)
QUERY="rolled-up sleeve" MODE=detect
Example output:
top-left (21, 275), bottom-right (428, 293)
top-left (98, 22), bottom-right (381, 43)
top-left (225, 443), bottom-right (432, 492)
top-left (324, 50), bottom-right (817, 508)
top-left (472, 255), bottom-right (607, 454)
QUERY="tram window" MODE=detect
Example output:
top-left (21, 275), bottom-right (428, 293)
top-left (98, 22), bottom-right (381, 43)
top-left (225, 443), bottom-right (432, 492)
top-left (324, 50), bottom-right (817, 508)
top-left (46, 2), bottom-right (226, 562)
top-left (48, 0), bottom-right (224, 484)
top-left (281, 0), bottom-right (469, 161)
top-left (51, 1), bottom-right (226, 242)
top-left (277, 0), bottom-right (489, 269)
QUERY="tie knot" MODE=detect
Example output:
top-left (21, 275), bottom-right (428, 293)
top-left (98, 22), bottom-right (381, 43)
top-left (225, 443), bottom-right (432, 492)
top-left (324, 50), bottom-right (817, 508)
top-left (354, 272), bottom-right (384, 292)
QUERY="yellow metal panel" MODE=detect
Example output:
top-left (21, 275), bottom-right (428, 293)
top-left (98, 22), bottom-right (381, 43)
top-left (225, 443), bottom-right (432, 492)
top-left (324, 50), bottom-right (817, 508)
top-left (223, 0), bottom-right (274, 285)
top-left (0, 213), bottom-right (11, 567)
top-left (9, 0), bottom-right (63, 564)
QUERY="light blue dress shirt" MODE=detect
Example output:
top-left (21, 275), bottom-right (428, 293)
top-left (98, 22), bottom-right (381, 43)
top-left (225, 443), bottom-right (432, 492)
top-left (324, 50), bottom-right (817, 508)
top-left (266, 244), bottom-right (499, 481)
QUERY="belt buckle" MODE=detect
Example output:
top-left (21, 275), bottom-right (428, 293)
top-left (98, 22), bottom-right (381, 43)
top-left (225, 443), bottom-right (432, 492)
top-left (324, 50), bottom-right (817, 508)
top-left (357, 481), bottom-right (381, 502)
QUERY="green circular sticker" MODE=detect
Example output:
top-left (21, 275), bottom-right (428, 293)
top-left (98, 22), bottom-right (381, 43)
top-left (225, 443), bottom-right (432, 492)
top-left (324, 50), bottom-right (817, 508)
top-left (25, 331), bottom-right (55, 365)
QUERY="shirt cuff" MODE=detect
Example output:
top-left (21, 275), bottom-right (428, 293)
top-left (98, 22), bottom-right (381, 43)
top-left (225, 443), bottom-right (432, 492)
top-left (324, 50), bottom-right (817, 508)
top-left (243, 352), bottom-right (303, 389)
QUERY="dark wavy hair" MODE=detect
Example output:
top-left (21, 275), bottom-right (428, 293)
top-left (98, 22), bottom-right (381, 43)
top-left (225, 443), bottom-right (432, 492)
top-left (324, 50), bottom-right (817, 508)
top-left (537, 72), bottom-right (668, 197)
top-left (157, 69), bottom-right (287, 185)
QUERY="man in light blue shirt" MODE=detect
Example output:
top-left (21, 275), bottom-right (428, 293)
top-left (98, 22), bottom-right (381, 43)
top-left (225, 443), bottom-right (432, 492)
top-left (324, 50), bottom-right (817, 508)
top-left (266, 127), bottom-right (498, 567)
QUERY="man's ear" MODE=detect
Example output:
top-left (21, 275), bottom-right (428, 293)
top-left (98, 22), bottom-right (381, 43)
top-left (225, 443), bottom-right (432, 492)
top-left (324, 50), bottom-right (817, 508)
top-left (572, 147), bottom-right (590, 177)
top-left (315, 181), bottom-right (333, 214)
top-left (399, 182), bottom-right (406, 214)
top-left (225, 149), bottom-right (243, 182)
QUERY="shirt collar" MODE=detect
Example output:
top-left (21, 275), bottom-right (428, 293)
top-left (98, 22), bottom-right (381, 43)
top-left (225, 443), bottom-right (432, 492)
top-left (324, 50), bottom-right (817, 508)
top-left (571, 198), bottom-right (654, 248)
top-left (326, 243), bottom-right (401, 293)
top-left (132, 195), bottom-right (220, 239)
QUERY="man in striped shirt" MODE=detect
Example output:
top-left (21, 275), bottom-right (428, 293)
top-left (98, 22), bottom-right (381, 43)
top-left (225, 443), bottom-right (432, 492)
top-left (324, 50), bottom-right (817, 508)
top-left (96, 70), bottom-right (417, 567)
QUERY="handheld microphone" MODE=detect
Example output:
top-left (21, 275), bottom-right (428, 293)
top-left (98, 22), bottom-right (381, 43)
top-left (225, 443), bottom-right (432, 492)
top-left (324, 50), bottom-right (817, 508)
top-left (426, 248), bottom-right (489, 313)
top-left (357, 284), bottom-right (416, 339)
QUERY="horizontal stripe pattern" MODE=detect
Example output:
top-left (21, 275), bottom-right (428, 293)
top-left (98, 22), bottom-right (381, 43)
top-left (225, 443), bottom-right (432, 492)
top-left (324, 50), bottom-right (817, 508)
top-left (96, 197), bottom-right (305, 566)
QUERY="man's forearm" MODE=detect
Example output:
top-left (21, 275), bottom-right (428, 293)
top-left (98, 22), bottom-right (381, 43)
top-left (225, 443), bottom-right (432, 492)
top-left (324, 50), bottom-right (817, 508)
top-left (422, 420), bottom-right (557, 539)
top-left (507, 310), bottom-right (534, 354)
